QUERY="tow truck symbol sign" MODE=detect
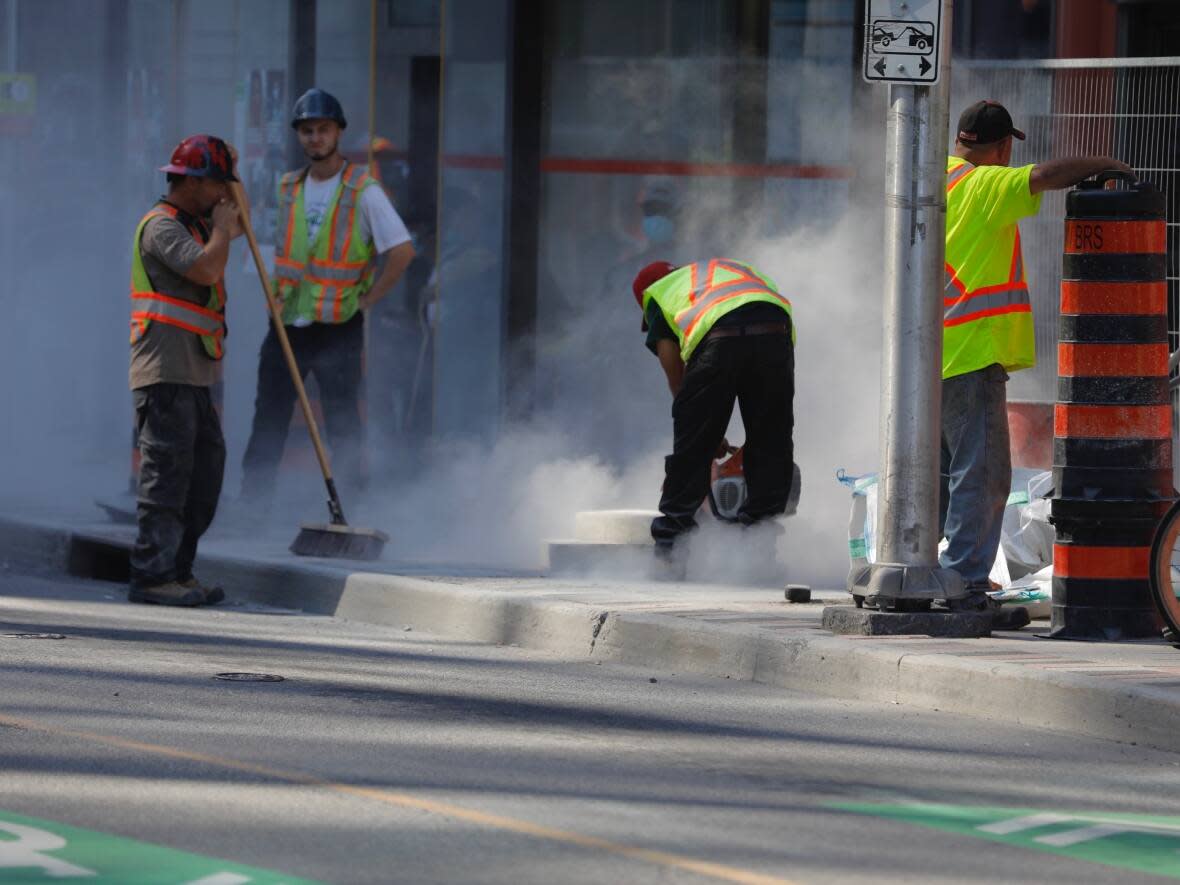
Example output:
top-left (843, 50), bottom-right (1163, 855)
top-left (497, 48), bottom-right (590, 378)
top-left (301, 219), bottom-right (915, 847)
top-left (870, 19), bottom-right (935, 55)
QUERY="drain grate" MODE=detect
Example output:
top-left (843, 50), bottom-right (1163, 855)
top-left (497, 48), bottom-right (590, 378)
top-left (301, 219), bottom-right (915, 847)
top-left (2, 633), bottom-right (67, 640)
top-left (214, 672), bottom-right (285, 682)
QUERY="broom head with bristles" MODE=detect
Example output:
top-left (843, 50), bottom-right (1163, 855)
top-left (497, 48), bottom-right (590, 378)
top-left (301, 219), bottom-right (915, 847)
top-left (290, 522), bottom-right (389, 561)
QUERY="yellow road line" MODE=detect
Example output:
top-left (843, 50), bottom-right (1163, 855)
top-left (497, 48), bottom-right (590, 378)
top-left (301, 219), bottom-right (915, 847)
top-left (0, 713), bottom-right (800, 885)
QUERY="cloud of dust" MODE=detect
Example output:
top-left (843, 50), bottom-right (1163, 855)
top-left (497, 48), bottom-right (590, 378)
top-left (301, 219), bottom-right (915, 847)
top-left (348, 206), bottom-right (885, 587)
top-left (0, 15), bottom-right (888, 593)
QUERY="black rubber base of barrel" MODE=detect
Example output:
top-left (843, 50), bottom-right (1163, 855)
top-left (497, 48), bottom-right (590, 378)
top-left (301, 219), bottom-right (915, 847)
top-left (1048, 604), bottom-right (1163, 641)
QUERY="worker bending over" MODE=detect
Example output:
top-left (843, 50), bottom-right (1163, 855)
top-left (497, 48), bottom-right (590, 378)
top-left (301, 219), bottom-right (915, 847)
top-left (633, 259), bottom-right (796, 551)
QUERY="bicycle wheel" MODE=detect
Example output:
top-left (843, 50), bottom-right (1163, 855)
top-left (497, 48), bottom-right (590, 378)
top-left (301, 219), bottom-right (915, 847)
top-left (1148, 498), bottom-right (1180, 638)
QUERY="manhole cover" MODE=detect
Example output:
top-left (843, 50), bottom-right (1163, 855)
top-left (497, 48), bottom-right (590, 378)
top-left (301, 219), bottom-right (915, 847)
top-left (213, 672), bottom-right (285, 682)
top-left (2, 633), bottom-right (67, 640)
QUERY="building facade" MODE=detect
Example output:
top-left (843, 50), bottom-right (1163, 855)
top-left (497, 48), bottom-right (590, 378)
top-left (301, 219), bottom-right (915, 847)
top-left (1, 0), bottom-right (1176, 480)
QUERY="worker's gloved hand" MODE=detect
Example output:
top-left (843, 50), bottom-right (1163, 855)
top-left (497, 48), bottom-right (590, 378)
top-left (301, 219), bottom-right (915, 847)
top-left (714, 438), bottom-right (736, 460)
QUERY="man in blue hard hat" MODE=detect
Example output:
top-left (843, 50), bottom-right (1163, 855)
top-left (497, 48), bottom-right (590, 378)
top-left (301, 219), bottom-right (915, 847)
top-left (240, 88), bottom-right (416, 510)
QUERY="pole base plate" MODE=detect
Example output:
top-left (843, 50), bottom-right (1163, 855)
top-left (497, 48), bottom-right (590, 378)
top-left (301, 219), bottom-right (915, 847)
top-left (823, 605), bottom-right (992, 637)
top-left (848, 561), bottom-right (965, 609)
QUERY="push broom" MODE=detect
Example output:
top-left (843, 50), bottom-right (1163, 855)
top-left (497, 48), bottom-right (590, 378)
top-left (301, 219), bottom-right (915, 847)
top-left (229, 181), bottom-right (388, 561)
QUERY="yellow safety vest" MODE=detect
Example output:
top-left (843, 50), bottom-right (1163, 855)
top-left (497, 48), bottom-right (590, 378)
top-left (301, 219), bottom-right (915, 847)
top-left (129, 202), bottom-right (226, 360)
top-left (273, 162), bottom-right (378, 325)
top-left (641, 259), bottom-right (794, 363)
top-left (943, 157), bottom-right (1042, 379)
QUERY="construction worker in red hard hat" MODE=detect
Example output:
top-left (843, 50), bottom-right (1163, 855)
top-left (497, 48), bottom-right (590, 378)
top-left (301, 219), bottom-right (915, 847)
top-left (633, 258), bottom-right (797, 553)
top-left (128, 135), bottom-right (242, 607)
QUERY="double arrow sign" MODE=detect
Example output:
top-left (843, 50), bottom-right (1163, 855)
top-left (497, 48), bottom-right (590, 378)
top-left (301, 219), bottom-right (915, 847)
top-left (872, 56), bottom-right (933, 78)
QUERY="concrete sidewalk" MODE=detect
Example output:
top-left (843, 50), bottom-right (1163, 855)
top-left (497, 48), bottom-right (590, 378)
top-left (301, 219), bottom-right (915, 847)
top-left (3, 509), bottom-right (1180, 754)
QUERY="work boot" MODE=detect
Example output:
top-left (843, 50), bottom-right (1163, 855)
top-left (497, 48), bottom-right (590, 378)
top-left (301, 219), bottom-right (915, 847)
top-left (128, 581), bottom-right (204, 607)
top-left (943, 590), bottom-right (1029, 630)
top-left (991, 604), bottom-right (1031, 631)
top-left (180, 577), bottom-right (225, 606)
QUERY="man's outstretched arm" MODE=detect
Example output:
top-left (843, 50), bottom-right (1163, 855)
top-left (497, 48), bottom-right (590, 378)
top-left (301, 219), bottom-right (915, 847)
top-left (1029, 156), bottom-right (1134, 195)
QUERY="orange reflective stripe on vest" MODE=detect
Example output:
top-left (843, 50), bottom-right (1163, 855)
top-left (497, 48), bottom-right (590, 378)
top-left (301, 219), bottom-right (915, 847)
top-left (130, 292), bottom-right (224, 337)
top-left (945, 161), bottom-right (976, 193)
top-left (315, 163), bottom-right (365, 322)
top-left (273, 162), bottom-right (376, 324)
top-left (128, 203), bottom-right (226, 360)
top-left (943, 171), bottom-right (1030, 328)
top-left (641, 258), bottom-right (794, 363)
top-left (674, 259), bottom-right (792, 339)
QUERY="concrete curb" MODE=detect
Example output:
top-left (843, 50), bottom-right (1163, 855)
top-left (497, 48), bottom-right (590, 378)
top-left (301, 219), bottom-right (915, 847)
top-left (3, 514), bottom-right (1178, 753)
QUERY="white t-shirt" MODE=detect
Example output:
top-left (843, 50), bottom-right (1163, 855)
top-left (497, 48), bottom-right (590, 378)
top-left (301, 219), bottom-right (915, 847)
top-left (301, 166), bottom-right (411, 253)
top-left (293, 165), bottom-right (412, 325)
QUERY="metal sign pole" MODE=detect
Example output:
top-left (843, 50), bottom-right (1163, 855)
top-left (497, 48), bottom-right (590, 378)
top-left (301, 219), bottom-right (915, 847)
top-left (848, 0), bottom-right (964, 610)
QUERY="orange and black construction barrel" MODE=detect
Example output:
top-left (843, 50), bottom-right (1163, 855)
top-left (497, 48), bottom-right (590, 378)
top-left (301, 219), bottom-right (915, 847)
top-left (1050, 170), bottom-right (1173, 640)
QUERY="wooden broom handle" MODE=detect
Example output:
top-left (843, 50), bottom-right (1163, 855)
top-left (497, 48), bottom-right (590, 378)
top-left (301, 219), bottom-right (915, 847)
top-left (229, 181), bottom-right (337, 485)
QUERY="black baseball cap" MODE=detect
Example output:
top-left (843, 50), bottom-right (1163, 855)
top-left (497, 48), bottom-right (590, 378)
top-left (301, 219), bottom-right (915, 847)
top-left (956, 100), bottom-right (1026, 145)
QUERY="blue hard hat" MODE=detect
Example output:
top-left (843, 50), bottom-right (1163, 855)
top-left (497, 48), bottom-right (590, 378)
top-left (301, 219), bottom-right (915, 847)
top-left (291, 88), bottom-right (347, 129)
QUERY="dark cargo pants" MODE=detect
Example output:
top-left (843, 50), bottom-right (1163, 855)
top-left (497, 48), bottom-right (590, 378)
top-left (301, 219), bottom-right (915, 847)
top-left (240, 312), bottom-right (365, 505)
top-left (130, 383), bottom-right (226, 589)
top-left (652, 330), bottom-right (795, 546)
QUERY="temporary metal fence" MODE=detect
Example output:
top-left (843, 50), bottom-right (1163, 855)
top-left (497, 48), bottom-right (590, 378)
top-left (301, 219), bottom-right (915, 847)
top-left (950, 57), bottom-right (1180, 408)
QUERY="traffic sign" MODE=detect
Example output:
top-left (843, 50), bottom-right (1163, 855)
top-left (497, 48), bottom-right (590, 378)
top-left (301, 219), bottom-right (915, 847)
top-left (863, 0), bottom-right (942, 85)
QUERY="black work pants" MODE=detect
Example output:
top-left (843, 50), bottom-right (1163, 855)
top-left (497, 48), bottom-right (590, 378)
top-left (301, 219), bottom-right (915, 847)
top-left (130, 383), bottom-right (226, 589)
top-left (652, 331), bottom-right (795, 546)
top-left (241, 313), bottom-right (365, 504)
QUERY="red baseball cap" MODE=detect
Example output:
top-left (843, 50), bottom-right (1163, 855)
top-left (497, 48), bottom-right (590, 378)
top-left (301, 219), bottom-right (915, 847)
top-left (632, 261), bottom-right (677, 330)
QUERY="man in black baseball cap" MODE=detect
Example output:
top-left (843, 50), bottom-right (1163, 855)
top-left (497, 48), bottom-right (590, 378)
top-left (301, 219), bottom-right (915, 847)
top-left (938, 101), bottom-right (1133, 629)
top-left (956, 100), bottom-right (1026, 146)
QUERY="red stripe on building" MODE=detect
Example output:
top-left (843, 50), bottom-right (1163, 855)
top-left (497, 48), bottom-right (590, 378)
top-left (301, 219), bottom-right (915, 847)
top-left (440, 154), bottom-right (854, 179)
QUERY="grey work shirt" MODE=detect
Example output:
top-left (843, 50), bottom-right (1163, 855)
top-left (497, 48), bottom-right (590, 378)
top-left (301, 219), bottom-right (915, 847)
top-left (129, 210), bottom-right (222, 390)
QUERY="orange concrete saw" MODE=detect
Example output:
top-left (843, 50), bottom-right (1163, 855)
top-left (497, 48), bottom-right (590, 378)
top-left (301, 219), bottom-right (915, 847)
top-left (707, 446), bottom-right (801, 522)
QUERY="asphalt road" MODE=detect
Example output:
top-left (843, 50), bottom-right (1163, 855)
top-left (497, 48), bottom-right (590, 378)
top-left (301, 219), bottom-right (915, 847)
top-left (1, 570), bottom-right (1179, 884)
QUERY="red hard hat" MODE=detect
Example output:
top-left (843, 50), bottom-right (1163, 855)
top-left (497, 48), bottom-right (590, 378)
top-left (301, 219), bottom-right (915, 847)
top-left (632, 261), bottom-right (677, 309)
top-left (160, 135), bottom-right (238, 181)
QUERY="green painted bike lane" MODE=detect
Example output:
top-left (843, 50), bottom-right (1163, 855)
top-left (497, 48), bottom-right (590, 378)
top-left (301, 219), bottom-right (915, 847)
top-left (837, 801), bottom-right (1180, 880)
top-left (0, 809), bottom-right (321, 884)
